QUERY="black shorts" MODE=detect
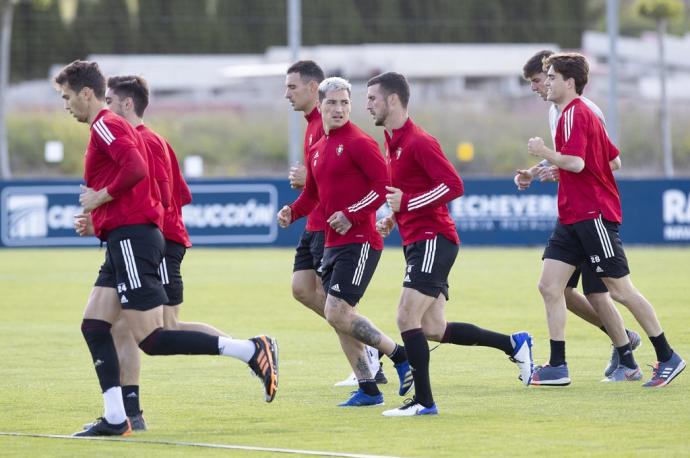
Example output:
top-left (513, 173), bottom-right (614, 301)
top-left (321, 242), bottom-right (382, 306)
top-left (402, 234), bottom-right (459, 300)
top-left (293, 230), bottom-right (325, 276)
top-left (566, 263), bottom-right (609, 295)
top-left (94, 224), bottom-right (169, 311)
top-left (543, 216), bottom-right (630, 279)
top-left (160, 240), bottom-right (186, 306)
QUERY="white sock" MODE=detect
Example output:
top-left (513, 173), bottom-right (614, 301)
top-left (103, 386), bottom-right (127, 425)
top-left (218, 337), bottom-right (255, 363)
top-left (366, 345), bottom-right (381, 374)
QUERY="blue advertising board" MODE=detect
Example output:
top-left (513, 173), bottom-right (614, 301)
top-left (1, 178), bottom-right (689, 247)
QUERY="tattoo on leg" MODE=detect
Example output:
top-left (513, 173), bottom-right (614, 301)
top-left (351, 318), bottom-right (382, 347)
top-left (355, 356), bottom-right (371, 379)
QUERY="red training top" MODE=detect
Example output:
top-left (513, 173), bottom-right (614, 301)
top-left (85, 109), bottom-right (163, 240)
top-left (303, 107), bottom-right (326, 232)
top-left (385, 118), bottom-right (463, 245)
top-left (554, 98), bottom-right (622, 225)
top-left (290, 121), bottom-right (389, 249)
top-left (137, 124), bottom-right (192, 247)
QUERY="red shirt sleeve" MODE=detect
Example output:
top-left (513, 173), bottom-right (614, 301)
top-left (146, 137), bottom-right (172, 209)
top-left (166, 142), bottom-right (192, 206)
top-left (399, 138), bottom-right (464, 213)
top-left (342, 137), bottom-right (389, 225)
top-left (289, 147), bottom-right (319, 221)
top-left (98, 121), bottom-right (147, 199)
top-left (606, 137), bottom-right (620, 162)
top-left (558, 106), bottom-right (588, 160)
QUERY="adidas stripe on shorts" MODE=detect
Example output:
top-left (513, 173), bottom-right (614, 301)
top-left (543, 215), bottom-right (630, 279)
top-left (402, 234), bottom-right (459, 300)
top-left (95, 224), bottom-right (169, 310)
top-left (320, 242), bottom-right (382, 306)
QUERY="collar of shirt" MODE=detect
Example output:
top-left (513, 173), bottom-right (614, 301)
top-left (90, 108), bottom-right (111, 128)
top-left (325, 120), bottom-right (353, 139)
top-left (385, 117), bottom-right (413, 149)
top-left (304, 106), bottom-right (320, 123)
top-left (561, 97), bottom-right (581, 114)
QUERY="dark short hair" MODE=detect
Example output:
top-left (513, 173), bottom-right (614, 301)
top-left (543, 52), bottom-right (589, 95)
top-left (53, 60), bottom-right (106, 99)
top-left (286, 60), bottom-right (325, 84)
top-left (522, 50), bottom-right (554, 80)
top-left (366, 72), bottom-right (410, 108)
top-left (107, 75), bottom-right (150, 117)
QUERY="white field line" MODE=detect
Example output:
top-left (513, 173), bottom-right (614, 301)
top-left (0, 431), bottom-right (403, 458)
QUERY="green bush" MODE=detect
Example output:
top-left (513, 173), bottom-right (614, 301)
top-left (6, 99), bottom-right (690, 178)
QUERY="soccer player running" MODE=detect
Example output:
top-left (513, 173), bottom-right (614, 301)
top-left (516, 50), bottom-right (642, 381)
top-left (57, 61), bottom-right (278, 437)
top-left (527, 53), bottom-right (685, 387)
top-left (277, 77), bottom-right (412, 407)
top-left (366, 72), bottom-right (534, 416)
top-left (79, 75), bottom-right (238, 430)
top-left (284, 61), bottom-right (385, 387)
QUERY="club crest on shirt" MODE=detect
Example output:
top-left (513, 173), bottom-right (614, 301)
top-left (396, 147), bottom-right (403, 159)
top-left (337, 144), bottom-right (344, 156)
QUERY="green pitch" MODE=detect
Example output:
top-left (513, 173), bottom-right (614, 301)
top-left (1, 247), bottom-right (688, 457)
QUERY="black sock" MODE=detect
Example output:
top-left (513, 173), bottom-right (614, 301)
top-left (441, 322), bottom-right (513, 355)
top-left (616, 344), bottom-right (637, 369)
top-left (358, 380), bottom-right (380, 396)
top-left (388, 344), bottom-right (407, 365)
top-left (81, 319), bottom-right (120, 392)
top-left (601, 326), bottom-right (634, 340)
top-left (649, 332), bottom-right (673, 363)
top-left (139, 328), bottom-right (219, 355)
top-left (122, 385), bottom-right (141, 416)
top-left (549, 340), bottom-right (566, 367)
top-left (402, 328), bottom-right (433, 407)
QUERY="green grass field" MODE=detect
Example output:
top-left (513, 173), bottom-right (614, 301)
top-left (1, 247), bottom-right (689, 457)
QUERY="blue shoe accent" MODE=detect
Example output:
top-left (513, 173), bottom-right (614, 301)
top-left (530, 363), bottom-right (571, 386)
top-left (510, 331), bottom-right (534, 386)
top-left (604, 330), bottom-right (642, 377)
top-left (337, 389), bottom-right (384, 407)
top-left (643, 352), bottom-right (686, 388)
top-left (602, 365), bottom-right (642, 382)
top-left (395, 361), bottom-right (414, 396)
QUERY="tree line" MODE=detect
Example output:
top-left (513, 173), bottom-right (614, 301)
top-left (9, 0), bottom-right (587, 82)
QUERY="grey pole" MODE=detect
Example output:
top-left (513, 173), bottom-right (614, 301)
top-left (658, 18), bottom-right (673, 177)
top-left (606, 0), bottom-right (620, 145)
top-left (0, 0), bottom-right (14, 179)
top-left (287, 0), bottom-right (301, 168)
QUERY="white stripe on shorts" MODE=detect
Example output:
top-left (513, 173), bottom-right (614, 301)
top-left (594, 216), bottom-right (614, 259)
top-left (422, 237), bottom-right (437, 273)
top-left (352, 242), bottom-right (370, 286)
top-left (159, 257), bottom-right (169, 285)
top-left (120, 239), bottom-right (142, 289)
